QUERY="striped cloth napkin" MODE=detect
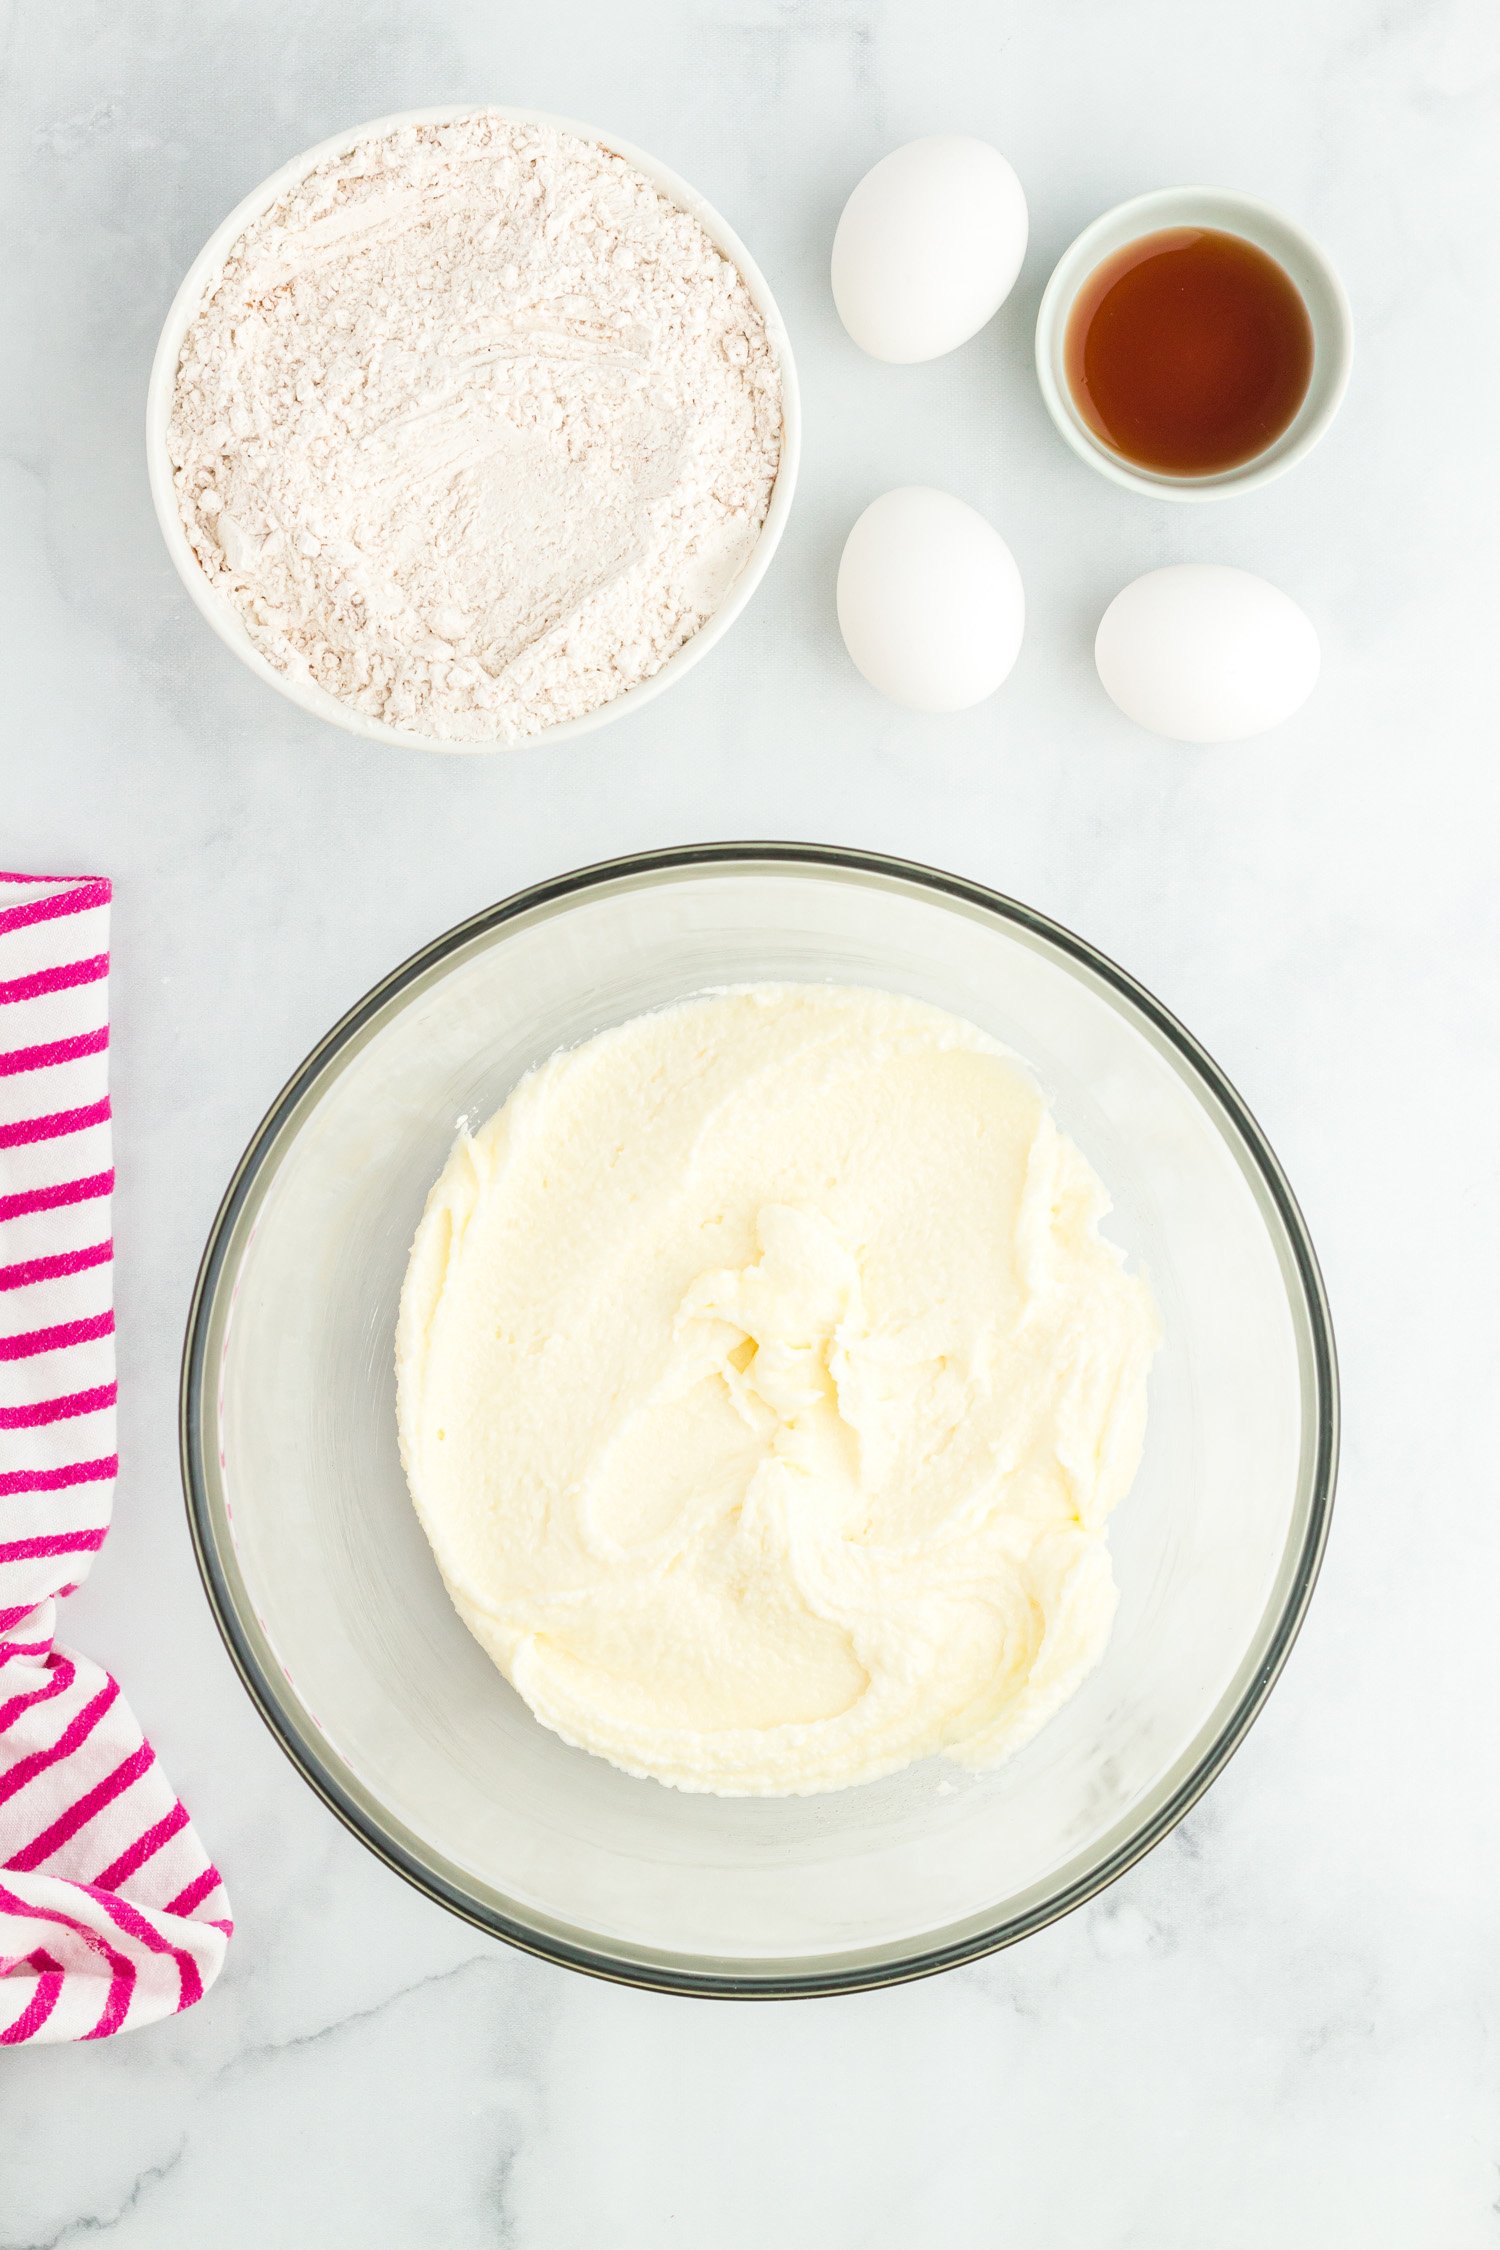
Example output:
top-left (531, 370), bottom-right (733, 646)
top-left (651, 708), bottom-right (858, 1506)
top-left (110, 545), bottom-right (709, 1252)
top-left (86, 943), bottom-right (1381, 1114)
top-left (1, 871), bottom-right (231, 2043)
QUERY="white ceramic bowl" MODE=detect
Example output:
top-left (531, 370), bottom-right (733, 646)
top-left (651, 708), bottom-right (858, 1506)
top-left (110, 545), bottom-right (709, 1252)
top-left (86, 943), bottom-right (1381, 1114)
top-left (181, 845), bottom-right (1338, 1997)
top-left (146, 107), bottom-right (801, 753)
top-left (1035, 187), bottom-right (1352, 501)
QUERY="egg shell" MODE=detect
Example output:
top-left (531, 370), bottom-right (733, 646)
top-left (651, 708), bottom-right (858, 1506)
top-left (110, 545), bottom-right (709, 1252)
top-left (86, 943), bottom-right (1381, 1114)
top-left (837, 486), bottom-right (1025, 713)
top-left (1094, 565), bottom-right (1320, 743)
top-left (831, 136), bottom-right (1028, 364)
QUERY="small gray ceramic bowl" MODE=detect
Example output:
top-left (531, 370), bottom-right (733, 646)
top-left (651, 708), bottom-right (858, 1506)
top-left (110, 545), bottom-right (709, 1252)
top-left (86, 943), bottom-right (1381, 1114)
top-left (1035, 187), bottom-right (1352, 501)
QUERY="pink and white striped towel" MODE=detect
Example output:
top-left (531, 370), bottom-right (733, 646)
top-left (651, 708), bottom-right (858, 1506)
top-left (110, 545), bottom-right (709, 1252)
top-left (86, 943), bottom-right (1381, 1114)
top-left (1, 871), bottom-right (230, 2043)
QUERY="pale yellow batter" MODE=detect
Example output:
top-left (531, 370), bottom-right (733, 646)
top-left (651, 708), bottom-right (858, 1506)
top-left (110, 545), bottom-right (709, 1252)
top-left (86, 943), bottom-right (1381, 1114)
top-left (396, 985), bottom-right (1158, 1795)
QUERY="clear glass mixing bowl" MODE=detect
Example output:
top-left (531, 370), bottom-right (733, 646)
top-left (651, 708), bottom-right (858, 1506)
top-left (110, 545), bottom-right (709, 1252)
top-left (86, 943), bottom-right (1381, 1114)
top-left (181, 846), bottom-right (1337, 1996)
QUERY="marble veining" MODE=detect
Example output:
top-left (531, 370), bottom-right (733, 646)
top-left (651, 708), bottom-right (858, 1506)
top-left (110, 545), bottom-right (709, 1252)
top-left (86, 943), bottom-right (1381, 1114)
top-left (2, 0), bottom-right (1498, 2241)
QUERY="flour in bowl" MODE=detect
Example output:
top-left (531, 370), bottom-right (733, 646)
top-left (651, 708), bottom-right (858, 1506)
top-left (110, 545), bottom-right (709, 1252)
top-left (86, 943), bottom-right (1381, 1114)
top-left (167, 113), bottom-right (784, 742)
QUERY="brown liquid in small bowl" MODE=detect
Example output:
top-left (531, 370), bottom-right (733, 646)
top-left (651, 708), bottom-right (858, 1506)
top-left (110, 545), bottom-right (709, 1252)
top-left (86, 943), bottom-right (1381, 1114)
top-left (1064, 228), bottom-right (1315, 477)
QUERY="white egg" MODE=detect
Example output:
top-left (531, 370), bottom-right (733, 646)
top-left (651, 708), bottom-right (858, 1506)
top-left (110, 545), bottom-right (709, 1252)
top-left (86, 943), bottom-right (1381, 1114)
top-left (837, 486), bottom-right (1025, 712)
top-left (831, 136), bottom-right (1028, 364)
top-left (1095, 565), bottom-right (1320, 743)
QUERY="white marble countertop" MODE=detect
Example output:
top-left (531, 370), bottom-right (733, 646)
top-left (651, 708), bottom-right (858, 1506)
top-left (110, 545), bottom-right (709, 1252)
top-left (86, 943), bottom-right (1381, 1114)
top-left (3, 0), bottom-right (1497, 2240)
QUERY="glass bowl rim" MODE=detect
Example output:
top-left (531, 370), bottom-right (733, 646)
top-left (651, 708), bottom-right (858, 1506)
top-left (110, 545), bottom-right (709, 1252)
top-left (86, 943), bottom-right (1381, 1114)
top-left (179, 841), bottom-right (1339, 1999)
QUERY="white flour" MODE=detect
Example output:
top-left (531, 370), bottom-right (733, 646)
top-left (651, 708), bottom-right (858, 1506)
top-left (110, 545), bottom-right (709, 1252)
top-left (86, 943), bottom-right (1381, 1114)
top-left (167, 114), bottom-right (784, 743)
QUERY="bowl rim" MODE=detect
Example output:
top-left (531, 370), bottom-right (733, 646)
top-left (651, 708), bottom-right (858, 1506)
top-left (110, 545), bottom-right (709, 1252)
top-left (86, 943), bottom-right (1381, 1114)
top-left (1034, 185), bottom-right (1353, 501)
top-left (180, 841), bottom-right (1339, 1998)
top-left (145, 104), bottom-right (801, 754)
